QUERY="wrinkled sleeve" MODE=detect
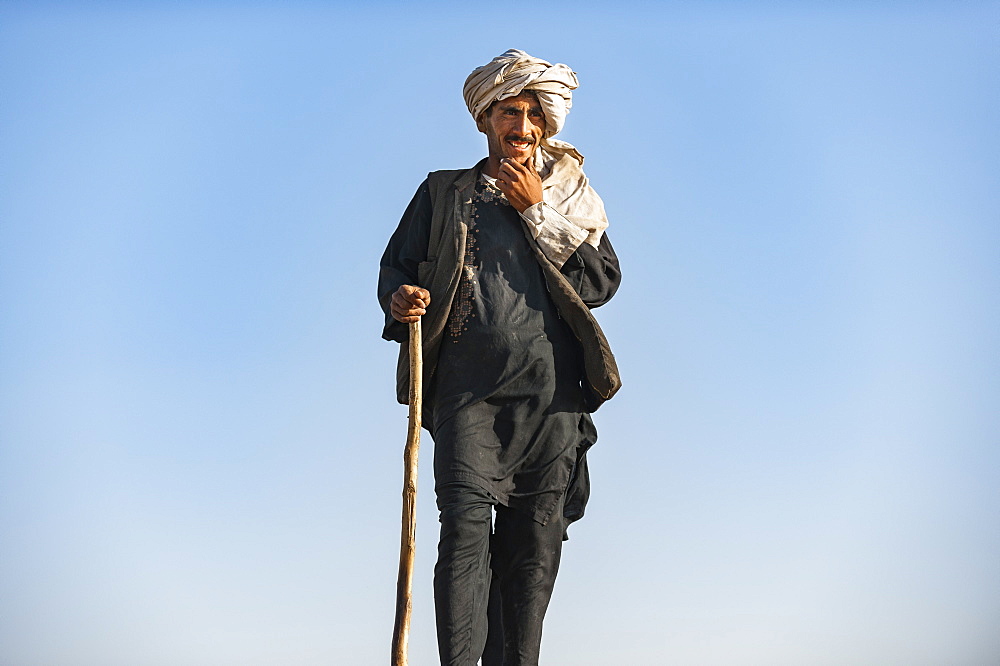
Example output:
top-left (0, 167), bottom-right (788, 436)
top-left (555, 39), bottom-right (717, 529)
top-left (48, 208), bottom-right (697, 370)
top-left (378, 180), bottom-right (432, 343)
top-left (518, 202), bottom-right (590, 268)
top-left (558, 231), bottom-right (621, 308)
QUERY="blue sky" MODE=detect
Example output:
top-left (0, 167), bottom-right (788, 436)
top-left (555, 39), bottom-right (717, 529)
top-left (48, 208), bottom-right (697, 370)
top-left (1, 2), bottom-right (998, 664)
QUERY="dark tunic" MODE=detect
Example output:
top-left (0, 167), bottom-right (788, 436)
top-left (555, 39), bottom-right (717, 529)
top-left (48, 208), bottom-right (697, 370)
top-left (379, 174), bottom-right (621, 526)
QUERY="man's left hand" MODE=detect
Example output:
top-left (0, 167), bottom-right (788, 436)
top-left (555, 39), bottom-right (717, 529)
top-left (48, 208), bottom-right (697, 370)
top-left (496, 157), bottom-right (543, 213)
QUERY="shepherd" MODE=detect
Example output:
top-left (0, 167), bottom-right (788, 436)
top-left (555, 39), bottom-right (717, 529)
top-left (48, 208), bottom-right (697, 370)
top-left (379, 49), bottom-right (622, 666)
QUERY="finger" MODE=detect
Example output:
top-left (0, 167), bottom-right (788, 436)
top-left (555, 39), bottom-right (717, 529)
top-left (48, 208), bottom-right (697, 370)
top-left (393, 312), bottom-right (419, 323)
top-left (400, 300), bottom-right (426, 314)
top-left (393, 292), bottom-right (421, 311)
top-left (398, 285), bottom-right (430, 308)
top-left (409, 293), bottom-right (429, 309)
top-left (391, 302), bottom-right (408, 322)
top-left (503, 157), bottom-right (528, 174)
top-left (498, 166), bottom-right (520, 185)
top-left (507, 155), bottom-right (538, 176)
top-left (392, 302), bottom-right (425, 320)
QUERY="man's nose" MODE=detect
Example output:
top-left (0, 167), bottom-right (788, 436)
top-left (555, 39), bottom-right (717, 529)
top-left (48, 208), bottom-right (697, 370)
top-left (515, 112), bottom-right (532, 135)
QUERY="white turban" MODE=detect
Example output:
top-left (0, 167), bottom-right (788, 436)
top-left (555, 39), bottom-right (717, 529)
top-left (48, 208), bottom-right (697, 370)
top-left (463, 48), bottom-right (578, 139)
top-left (463, 49), bottom-right (609, 247)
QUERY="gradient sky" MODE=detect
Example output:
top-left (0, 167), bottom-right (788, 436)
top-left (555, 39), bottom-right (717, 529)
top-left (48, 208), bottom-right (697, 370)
top-left (1, 2), bottom-right (998, 664)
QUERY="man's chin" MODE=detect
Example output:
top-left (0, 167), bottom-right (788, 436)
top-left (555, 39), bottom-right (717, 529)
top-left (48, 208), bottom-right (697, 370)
top-left (502, 142), bottom-right (536, 162)
top-left (505, 150), bottom-right (534, 164)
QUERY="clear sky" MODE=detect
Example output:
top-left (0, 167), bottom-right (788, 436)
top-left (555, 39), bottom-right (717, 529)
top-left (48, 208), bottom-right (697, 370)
top-left (1, 1), bottom-right (997, 664)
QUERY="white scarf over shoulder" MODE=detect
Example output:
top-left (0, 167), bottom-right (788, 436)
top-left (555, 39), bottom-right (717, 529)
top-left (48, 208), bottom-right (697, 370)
top-left (463, 49), bottom-right (608, 248)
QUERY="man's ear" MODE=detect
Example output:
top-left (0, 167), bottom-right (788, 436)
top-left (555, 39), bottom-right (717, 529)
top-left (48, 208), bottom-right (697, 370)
top-left (475, 113), bottom-right (488, 133)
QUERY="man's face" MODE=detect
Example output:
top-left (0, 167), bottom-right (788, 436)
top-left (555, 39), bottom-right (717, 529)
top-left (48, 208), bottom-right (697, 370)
top-left (480, 91), bottom-right (546, 165)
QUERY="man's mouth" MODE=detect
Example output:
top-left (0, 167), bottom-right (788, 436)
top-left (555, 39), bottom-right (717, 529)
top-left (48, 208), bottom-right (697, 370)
top-left (505, 136), bottom-right (534, 152)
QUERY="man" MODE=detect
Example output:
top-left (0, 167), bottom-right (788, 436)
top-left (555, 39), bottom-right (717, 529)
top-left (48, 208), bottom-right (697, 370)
top-left (378, 49), bottom-right (621, 665)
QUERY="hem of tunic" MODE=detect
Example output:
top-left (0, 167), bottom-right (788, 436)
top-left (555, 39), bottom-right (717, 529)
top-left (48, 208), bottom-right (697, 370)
top-left (435, 470), bottom-right (564, 526)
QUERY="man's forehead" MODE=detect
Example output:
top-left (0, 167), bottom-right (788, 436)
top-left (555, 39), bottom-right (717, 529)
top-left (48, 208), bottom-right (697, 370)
top-left (493, 92), bottom-right (542, 111)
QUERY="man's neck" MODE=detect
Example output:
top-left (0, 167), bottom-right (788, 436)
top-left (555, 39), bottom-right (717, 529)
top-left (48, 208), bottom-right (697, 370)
top-left (482, 155), bottom-right (502, 178)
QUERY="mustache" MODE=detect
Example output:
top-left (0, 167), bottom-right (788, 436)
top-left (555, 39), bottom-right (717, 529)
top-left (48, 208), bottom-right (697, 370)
top-left (504, 134), bottom-right (535, 143)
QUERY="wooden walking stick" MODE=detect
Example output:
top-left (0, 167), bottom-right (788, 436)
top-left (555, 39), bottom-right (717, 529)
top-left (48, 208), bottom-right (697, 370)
top-left (392, 319), bottom-right (422, 666)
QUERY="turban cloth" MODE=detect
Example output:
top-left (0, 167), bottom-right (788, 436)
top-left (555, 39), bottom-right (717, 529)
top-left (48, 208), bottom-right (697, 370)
top-left (463, 49), bottom-right (609, 247)
top-left (463, 48), bottom-right (577, 139)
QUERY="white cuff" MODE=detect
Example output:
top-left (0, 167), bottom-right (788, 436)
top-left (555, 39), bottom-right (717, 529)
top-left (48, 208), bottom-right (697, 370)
top-left (519, 202), bottom-right (590, 268)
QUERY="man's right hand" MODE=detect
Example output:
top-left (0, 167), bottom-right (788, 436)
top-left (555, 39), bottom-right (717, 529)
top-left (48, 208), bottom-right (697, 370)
top-left (390, 284), bottom-right (431, 323)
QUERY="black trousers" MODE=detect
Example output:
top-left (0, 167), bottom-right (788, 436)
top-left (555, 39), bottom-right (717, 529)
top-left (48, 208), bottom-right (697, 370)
top-left (434, 481), bottom-right (565, 666)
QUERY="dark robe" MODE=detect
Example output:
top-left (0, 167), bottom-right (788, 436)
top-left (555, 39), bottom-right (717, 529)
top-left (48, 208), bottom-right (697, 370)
top-left (378, 174), bottom-right (620, 527)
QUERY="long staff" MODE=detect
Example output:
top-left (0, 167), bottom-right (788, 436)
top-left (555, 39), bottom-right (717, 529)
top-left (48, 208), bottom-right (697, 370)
top-left (392, 319), bottom-right (422, 666)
